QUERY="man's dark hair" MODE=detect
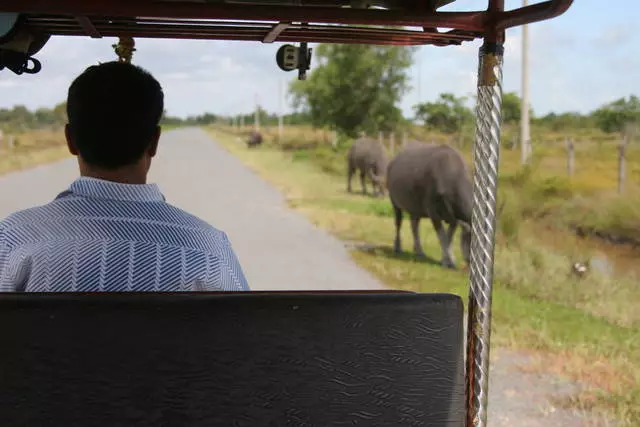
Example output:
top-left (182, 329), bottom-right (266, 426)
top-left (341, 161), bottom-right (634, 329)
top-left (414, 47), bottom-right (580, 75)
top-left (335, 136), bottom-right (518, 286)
top-left (66, 61), bottom-right (164, 169)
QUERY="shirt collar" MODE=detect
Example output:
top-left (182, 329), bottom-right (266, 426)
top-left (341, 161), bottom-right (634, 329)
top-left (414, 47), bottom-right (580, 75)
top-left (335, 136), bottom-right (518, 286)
top-left (59, 177), bottom-right (165, 203)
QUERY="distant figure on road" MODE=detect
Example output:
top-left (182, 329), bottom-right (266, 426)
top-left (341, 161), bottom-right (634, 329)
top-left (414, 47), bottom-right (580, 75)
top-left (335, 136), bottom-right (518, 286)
top-left (0, 61), bottom-right (249, 292)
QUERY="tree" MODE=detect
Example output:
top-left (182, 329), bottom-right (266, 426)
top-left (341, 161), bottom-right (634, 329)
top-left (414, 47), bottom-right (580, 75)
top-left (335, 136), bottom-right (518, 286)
top-left (591, 95), bottom-right (640, 134)
top-left (289, 44), bottom-right (416, 137)
top-left (413, 93), bottom-right (472, 134)
top-left (502, 92), bottom-right (521, 124)
top-left (534, 112), bottom-right (595, 131)
top-left (500, 92), bottom-right (535, 124)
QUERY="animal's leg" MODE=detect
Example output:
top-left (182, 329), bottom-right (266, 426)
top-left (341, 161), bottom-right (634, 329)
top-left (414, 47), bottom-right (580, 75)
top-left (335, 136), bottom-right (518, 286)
top-left (445, 221), bottom-right (458, 266)
top-left (432, 218), bottom-right (456, 269)
top-left (368, 168), bottom-right (382, 197)
top-left (347, 163), bottom-right (354, 193)
top-left (410, 216), bottom-right (426, 258)
top-left (393, 204), bottom-right (403, 254)
top-left (360, 170), bottom-right (367, 195)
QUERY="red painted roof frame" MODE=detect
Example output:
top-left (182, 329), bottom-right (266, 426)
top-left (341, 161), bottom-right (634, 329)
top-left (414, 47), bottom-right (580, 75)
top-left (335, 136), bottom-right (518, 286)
top-left (4, 0), bottom-right (573, 46)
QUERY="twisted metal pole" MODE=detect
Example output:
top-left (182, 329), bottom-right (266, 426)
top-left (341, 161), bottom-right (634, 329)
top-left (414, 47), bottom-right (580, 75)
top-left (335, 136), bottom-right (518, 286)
top-left (465, 40), bottom-right (504, 427)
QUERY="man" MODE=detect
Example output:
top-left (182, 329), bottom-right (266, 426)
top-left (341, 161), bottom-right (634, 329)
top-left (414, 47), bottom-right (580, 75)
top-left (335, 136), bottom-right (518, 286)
top-left (0, 61), bottom-right (249, 292)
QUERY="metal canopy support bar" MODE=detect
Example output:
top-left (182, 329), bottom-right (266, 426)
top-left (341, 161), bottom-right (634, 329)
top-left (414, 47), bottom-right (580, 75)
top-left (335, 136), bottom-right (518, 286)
top-left (466, 40), bottom-right (503, 427)
top-left (75, 16), bottom-right (101, 38)
top-left (465, 0), bottom-right (505, 425)
top-left (24, 16), bottom-right (477, 45)
top-left (263, 22), bottom-right (290, 43)
top-left (8, 0), bottom-right (574, 46)
top-left (6, 0), bottom-right (573, 31)
top-left (6, 1), bottom-right (488, 30)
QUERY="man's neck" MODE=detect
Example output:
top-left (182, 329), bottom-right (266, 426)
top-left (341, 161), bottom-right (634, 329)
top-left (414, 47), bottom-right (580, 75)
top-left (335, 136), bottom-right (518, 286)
top-left (79, 164), bottom-right (148, 185)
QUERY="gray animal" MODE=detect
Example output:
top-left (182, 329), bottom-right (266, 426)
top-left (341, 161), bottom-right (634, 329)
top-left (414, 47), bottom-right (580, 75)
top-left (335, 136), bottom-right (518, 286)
top-left (347, 137), bottom-right (388, 197)
top-left (387, 143), bottom-right (472, 269)
top-left (247, 131), bottom-right (263, 148)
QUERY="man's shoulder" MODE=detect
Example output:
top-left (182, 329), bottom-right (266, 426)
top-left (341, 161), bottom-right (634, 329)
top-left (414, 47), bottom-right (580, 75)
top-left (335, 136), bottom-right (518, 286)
top-left (159, 203), bottom-right (229, 241)
top-left (0, 203), bottom-right (52, 229)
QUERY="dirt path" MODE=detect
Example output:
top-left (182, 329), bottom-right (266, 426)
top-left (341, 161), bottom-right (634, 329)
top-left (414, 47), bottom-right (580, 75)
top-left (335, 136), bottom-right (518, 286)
top-left (0, 128), bottom-right (614, 426)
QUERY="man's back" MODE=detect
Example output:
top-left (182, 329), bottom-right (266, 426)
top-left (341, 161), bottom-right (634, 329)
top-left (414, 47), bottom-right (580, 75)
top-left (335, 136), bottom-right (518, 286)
top-left (0, 177), bottom-right (249, 292)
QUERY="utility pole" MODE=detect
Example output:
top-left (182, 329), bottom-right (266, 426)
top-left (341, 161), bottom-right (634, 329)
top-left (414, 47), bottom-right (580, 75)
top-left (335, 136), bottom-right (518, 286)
top-left (520, 0), bottom-right (531, 164)
top-left (417, 48), bottom-right (422, 105)
top-left (254, 93), bottom-right (260, 132)
top-left (278, 79), bottom-right (284, 139)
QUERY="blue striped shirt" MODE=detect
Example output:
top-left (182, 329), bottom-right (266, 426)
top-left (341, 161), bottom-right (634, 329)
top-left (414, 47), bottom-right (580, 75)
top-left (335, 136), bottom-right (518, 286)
top-left (0, 177), bottom-right (250, 292)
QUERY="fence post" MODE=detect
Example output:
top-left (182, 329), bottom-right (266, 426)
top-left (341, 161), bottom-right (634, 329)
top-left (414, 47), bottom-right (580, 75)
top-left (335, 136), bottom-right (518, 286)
top-left (8, 135), bottom-right (15, 150)
top-left (389, 132), bottom-right (395, 155)
top-left (332, 131), bottom-right (338, 149)
top-left (566, 137), bottom-right (574, 177)
top-left (617, 137), bottom-right (627, 194)
top-left (402, 131), bottom-right (408, 148)
top-left (378, 131), bottom-right (383, 146)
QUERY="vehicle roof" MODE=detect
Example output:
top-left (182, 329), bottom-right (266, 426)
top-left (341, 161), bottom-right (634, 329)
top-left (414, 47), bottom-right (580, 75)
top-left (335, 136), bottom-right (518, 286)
top-left (4, 1), bottom-right (572, 46)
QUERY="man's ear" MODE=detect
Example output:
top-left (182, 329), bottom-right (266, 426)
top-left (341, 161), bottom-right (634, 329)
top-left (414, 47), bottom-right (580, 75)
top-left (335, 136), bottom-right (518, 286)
top-left (65, 124), bottom-right (79, 156)
top-left (148, 126), bottom-right (161, 158)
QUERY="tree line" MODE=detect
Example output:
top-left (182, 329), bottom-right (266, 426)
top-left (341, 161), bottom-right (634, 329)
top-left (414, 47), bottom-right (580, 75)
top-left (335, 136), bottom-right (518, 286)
top-left (0, 103), bottom-right (307, 132)
top-left (288, 44), bottom-right (639, 138)
top-left (0, 104), bottom-right (223, 132)
top-left (2, 44), bottom-right (637, 138)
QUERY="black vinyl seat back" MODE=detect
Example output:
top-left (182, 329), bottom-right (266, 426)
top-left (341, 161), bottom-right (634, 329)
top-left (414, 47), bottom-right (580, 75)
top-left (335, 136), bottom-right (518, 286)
top-left (0, 291), bottom-right (464, 426)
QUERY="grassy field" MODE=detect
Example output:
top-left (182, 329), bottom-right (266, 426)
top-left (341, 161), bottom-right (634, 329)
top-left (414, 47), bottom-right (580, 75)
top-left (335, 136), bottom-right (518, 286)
top-left (211, 125), bottom-right (639, 425)
top-left (0, 125), bottom-right (183, 177)
top-left (242, 124), bottom-right (640, 242)
top-left (0, 129), bottom-right (69, 176)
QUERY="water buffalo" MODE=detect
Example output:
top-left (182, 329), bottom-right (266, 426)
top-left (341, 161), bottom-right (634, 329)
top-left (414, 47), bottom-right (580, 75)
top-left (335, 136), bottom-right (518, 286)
top-left (387, 143), bottom-right (472, 269)
top-left (247, 131), bottom-right (263, 148)
top-left (347, 137), bottom-right (388, 197)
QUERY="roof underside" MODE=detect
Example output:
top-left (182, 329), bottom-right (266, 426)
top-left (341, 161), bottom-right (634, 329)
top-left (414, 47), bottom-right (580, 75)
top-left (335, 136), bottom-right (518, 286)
top-left (6, 0), bottom-right (573, 46)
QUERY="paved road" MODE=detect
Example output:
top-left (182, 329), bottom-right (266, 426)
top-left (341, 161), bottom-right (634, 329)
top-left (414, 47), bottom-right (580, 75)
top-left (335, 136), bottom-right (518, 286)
top-left (0, 128), bottom-right (612, 426)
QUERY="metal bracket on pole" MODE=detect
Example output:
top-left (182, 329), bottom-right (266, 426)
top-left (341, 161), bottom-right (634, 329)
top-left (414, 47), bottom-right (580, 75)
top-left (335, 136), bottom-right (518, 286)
top-left (275, 38), bottom-right (312, 81)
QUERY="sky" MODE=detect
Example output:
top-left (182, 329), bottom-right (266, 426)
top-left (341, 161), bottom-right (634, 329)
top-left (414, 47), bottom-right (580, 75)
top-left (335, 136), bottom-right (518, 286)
top-left (0, 0), bottom-right (637, 119)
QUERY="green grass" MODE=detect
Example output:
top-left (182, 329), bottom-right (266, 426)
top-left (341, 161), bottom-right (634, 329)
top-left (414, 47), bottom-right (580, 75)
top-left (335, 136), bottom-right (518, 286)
top-left (210, 126), bottom-right (640, 426)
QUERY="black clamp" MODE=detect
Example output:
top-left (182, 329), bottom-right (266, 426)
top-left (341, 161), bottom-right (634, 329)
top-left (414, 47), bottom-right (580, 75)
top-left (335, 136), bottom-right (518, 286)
top-left (297, 41), bottom-right (312, 80)
top-left (0, 50), bottom-right (42, 75)
top-left (276, 41), bottom-right (313, 81)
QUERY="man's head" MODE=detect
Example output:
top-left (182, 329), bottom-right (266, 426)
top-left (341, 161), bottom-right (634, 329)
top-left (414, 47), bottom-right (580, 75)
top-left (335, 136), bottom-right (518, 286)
top-left (65, 61), bottom-right (164, 182)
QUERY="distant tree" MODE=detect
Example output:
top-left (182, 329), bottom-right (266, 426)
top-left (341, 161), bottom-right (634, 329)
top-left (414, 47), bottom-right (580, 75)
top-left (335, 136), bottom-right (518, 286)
top-left (289, 43), bottom-right (416, 137)
top-left (283, 112), bottom-right (311, 126)
top-left (413, 93), bottom-right (472, 134)
top-left (533, 112), bottom-right (595, 131)
top-left (52, 102), bottom-right (67, 123)
top-left (591, 95), bottom-right (640, 134)
top-left (500, 92), bottom-right (536, 124)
